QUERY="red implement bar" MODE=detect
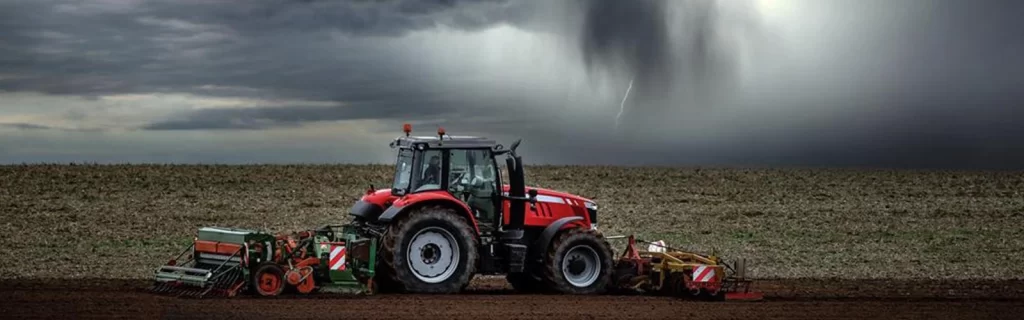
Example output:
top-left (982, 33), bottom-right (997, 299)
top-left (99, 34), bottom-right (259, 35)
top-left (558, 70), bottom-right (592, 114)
top-left (726, 292), bottom-right (764, 301)
top-left (194, 240), bottom-right (243, 255)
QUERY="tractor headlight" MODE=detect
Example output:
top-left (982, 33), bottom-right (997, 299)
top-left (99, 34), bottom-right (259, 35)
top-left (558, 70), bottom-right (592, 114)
top-left (584, 201), bottom-right (598, 230)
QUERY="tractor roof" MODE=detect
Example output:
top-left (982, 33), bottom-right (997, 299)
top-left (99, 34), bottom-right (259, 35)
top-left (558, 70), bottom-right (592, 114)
top-left (391, 135), bottom-right (499, 150)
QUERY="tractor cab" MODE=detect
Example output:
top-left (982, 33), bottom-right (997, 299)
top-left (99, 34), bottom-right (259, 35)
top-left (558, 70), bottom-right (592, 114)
top-left (386, 124), bottom-right (525, 234)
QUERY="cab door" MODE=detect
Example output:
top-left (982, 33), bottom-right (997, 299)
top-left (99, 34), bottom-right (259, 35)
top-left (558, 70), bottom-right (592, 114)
top-left (446, 149), bottom-right (501, 232)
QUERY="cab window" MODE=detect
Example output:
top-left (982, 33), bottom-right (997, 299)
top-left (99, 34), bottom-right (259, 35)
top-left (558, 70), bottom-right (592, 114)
top-left (412, 149), bottom-right (443, 192)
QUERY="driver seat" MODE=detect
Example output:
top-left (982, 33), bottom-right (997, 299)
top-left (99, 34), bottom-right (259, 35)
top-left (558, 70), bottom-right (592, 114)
top-left (465, 178), bottom-right (497, 233)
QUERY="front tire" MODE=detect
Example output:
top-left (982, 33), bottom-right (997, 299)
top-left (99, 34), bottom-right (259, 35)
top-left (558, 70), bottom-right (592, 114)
top-left (382, 206), bottom-right (478, 293)
top-left (542, 228), bottom-right (614, 294)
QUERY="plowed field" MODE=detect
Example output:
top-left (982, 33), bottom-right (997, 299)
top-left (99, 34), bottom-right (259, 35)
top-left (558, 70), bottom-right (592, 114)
top-left (1, 165), bottom-right (1022, 318)
top-left (2, 277), bottom-right (1022, 319)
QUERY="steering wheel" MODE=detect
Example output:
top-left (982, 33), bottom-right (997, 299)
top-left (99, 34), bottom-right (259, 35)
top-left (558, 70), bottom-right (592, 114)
top-left (449, 171), bottom-right (466, 188)
top-left (449, 171), bottom-right (473, 200)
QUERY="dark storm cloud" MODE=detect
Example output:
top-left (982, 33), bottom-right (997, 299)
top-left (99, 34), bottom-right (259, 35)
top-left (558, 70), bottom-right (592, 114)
top-left (575, 0), bottom-right (667, 129)
top-left (577, 0), bottom-right (673, 91)
top-left (0, 0), bottom-right (536, 127)
top-left (0, 0), bottom-right (530, 95)
top-left (0, 122), bottom-right (105, 133)
top-left (141, 103), bottom-right (429, 131)
top-left (836, 0), bottom-right (1024, 169)
top-left (145, 0), bottom-right (531, 37)
top-left (0, 1), bottom-right (207, 96)
top-left (572, 0), bottom-right (767, 129)
top-left (143, 82), bottom-right (559, 130)
top-left (3, 0), bottom-right (1024, 169)
top-left (0, 123), bottom-right (52, 130)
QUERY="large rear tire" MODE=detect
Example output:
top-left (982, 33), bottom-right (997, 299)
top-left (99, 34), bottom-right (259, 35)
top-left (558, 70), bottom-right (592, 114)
top-left (372, 261), bottom-right (404, 293)
top-left (381, 206), bottom-right (478, 293)
top-left (541, 228), bottom-right (614, 294)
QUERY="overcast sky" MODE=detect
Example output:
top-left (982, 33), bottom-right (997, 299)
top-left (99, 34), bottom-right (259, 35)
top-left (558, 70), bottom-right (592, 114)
top-left (1, 0), bottom-right (1022, 169)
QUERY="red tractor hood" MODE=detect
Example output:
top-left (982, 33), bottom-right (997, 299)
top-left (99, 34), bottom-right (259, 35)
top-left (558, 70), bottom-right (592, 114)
top-left (360, 188), bottom-right (399, 207)
top-left (502, 185), bottom-right (595, 207)
top-left (358, 186), bottom-right (594, 208)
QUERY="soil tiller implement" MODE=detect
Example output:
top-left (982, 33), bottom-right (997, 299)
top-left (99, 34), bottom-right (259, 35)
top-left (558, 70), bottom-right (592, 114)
top-left (152, 226), bottom-right (378, 298)
top-left (607, 235), bottom-right (763, 301)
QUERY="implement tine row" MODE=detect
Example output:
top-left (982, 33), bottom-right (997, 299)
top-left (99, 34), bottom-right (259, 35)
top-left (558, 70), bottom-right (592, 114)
top-left (151, 244), bottom-right (248, 299)
top-left (609, 235), bottom-right (764, 301)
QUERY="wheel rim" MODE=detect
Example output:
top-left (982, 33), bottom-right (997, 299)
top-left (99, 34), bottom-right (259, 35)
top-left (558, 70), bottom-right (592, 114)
top-left (407, 226), bottom-right (460, 284)
top-left (295, 269), bottom-right (315, 294)
top-left (562, 245), bottom-right (601, 288)
top-left (258, 272), bottom-right (281, 294)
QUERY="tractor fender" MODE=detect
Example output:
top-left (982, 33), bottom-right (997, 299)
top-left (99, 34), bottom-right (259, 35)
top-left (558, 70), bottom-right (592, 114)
top-left (532, 216), bottom-right (584, 259)
top-left (377, 197), bottom-right (481, 235)
top-left (377, 204), bottom-right (406, 223)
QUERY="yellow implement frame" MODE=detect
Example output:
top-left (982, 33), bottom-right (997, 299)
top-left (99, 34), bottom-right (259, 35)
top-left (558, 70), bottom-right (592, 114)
top-left (640, 250), bottom-right (724, 292)
top-left (612, 235), bottom-right (762, 301)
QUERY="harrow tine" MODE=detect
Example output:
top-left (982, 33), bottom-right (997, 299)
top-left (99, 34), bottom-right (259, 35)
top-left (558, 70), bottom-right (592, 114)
top-left (178, 287), bottom-right (197, 298)
top-left (152, 270), bottom-right (243, 299)
top-left (168, 287), bottom-right (185, 296)
top-left (199, 287), bottom-right (213, 299)
top-left (151, 283), bottom-right (172, 294)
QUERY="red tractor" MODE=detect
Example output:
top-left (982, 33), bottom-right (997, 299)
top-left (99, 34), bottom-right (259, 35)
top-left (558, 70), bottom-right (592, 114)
top-left (346, 124), bottom-right (613, 294)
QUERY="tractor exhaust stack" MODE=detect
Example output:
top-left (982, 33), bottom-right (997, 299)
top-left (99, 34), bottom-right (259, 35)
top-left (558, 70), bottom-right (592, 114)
top-left (505, 154), bottom-right (526, 232)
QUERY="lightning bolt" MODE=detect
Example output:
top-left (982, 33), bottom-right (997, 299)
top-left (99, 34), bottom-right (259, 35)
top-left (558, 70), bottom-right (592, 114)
top-left (615, 78), bottom-right (634, 130)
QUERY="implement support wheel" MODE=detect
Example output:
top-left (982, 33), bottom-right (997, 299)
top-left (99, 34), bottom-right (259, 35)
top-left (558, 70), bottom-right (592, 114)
top-left (295, 269), bottom-right (316, 294)
top-left (253, 263), bottom-right (285, 296)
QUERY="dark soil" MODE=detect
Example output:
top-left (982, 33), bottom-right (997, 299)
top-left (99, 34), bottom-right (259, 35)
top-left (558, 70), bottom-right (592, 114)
top-left (2, 278), bottom-right (1022, 319)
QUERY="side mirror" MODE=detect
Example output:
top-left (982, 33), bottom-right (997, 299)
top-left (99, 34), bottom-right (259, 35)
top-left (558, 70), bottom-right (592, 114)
top-left (528, 189), bottom-right (538, 204)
